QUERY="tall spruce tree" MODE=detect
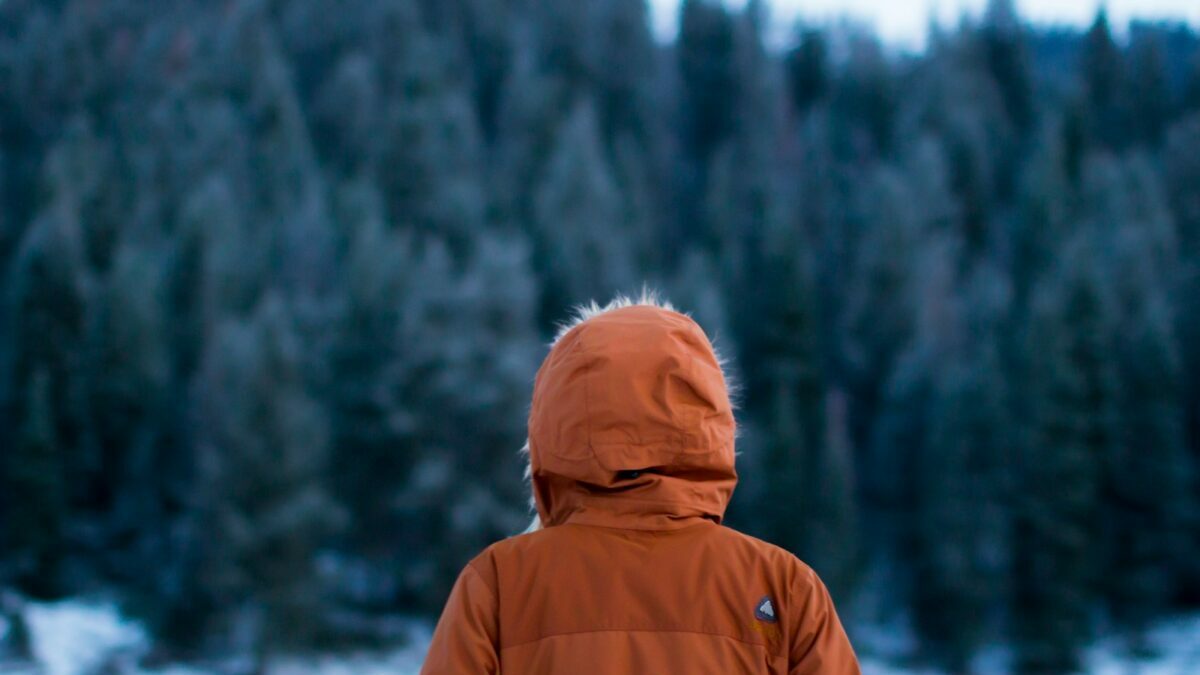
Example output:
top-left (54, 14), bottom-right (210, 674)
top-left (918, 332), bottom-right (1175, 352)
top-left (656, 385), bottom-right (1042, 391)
top-left (981, 0), bottom-right (1035, 134)
top-left (3, 370), bottom-right (68, 598)
top-left (374, 1), bottom-right (488, 254)
top-left (1127, 32), bottom-right (1172, 147)
top-left (327, 190), bottom-right (539, 615)
top-left (1107, 290), bottom-right (1192, 642)
top-left (829, 32), bottom-right (896, 158)
top-left (531, 100), bottom-right (635, 320)
top-left (916, 347), bottom-right (1010, 670)
top-left (83, 243), bottom-right (171, 583)
top-left (743, 207), bottom-right (832, 577)
top-left (1014, 236), bottom-right (1118, 673)
top-left (677, 0), bottom-right (738, 163)
top-left (325, 201), bottom-right (461, 613)
top-left (784, 28), bottom-right (829, 114)
top-left (842, 168), bottom-right (924, 459)
top-left (1086, 154), bottom-right (1194, 639)
top-left (1081, 9), bottom-right (1127, 149)
top-left (911, 266), bottom-right (1013, 671)
top-left (189, 296), bottom-right (343, 658)
top-left (1164, 115), bottom-right (1200, 601)
top-left (3, 208), bottom-right (89, 598)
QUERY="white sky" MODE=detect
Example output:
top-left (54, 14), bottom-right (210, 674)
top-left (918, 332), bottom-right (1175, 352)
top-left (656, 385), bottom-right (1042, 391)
top-left (649, 0), bottom-right (1200, 49)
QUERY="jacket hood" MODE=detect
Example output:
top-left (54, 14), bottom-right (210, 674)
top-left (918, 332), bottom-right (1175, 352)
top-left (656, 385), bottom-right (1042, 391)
top-left (526, 298), bottom-right (737, 531)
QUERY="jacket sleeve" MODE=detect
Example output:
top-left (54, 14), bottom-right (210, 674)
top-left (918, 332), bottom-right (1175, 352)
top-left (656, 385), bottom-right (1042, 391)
top-left (788, 566), bottom-right (860, 675)
top-left (420, 562), bottom-right (500, 674)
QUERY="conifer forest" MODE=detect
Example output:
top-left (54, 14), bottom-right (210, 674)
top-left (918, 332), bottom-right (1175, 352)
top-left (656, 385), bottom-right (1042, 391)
top-left (2, 0), bottom-right (1200, 672)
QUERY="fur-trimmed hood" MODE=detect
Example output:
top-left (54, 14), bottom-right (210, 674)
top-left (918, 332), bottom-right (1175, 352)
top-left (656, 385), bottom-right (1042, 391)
top-left (523, 293), bottom-right (738, 531)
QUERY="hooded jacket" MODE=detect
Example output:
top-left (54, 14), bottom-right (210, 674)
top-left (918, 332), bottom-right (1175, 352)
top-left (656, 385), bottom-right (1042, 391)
top-left (421, 299), bottom-right (860, 674)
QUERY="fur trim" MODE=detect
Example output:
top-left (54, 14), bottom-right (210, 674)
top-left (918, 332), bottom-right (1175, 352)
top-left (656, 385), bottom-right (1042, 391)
top-left (517, 288), bottom-right (736, 534)
top-left (550, 288), bottom-right (678, 346)
top-left (520, 439), bottom-right (540, 534)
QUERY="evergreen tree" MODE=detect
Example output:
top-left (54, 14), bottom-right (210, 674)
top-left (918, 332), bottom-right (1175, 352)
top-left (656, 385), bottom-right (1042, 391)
top-left (190, 296), bottom-right (343, 657)
top-left (916, 346), bottom-right (1010, 670)
top-left (677, 0), bottom-right (738, 162)
top-left (1086, 154), bottom-right (1195, 638)
top-left (327, 190), bottom-right (539, 615)
top-left (1014, 236), bottom-right (1118, 673)
top-left (4, 209), bottom-right (89, 598)
top-left (1127, 32), bottom-right (1172, 147)
top-left (1107, 290), bottom-right (1192, 641)
top-left (2, 369), bottom-right (69, 598)
top-left (1081, 9), bottom-right (1127, 148)
top-left (665, 247), bottom-right (731, 350)
top-left (325, 199), bottom-right (459, 613)
top-left (745, 215), bottom-right (827, 563)
top-left (1014, 117), bottom-right (1077, 298)
top-left (784, 27), bottom-right (828, 114)
top-left (1183, 52), bottom-right (1200, 114)
top-left (981, 0), bottom-right (1035, 133)
top-left (1164, 119), bottom-right (1200, 599)
top-left (911, 267), bottom-right (1012, 670)
top-left (902, 30), bottom-right (1015, 252)
top-left (841, 168), bottom-right (924, 456)
top-left (1165, 114), bottom-right (1200, 258)
top-left (83, 243), bottom-right (171, 581)
top-left (808, 388), bottom-right (860, 599)
top-left (408, 229), bottom-right (542, 590)
top-left (491, 41), bottom-right (565, 230)
top-left (311, 53), bottom-right (381, 174)
top-left (374, 1), bottom-right (488, 253)
top-left (531, 100), bottom-right (635, 320)
top-left (444, 0), bottom-right (517, 142)
top-left (534, 0), bottom-right (603, 96)
top-left (829, 32), bottom-right (896, 157)
top-left (242, 25), bottom-right (336, 296)
top-left (869, 342), bottom-right (934, 549)
top-left (594, 0), bottom-right (660, 144)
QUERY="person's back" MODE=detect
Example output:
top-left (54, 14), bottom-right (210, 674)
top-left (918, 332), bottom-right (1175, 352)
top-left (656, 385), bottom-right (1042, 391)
top-left (421, 296), bottom-right (860, 674)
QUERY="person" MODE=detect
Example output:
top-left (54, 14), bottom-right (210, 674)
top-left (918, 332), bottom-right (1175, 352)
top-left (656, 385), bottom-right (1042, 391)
top-left (421, 294), bottom-right (860, 674)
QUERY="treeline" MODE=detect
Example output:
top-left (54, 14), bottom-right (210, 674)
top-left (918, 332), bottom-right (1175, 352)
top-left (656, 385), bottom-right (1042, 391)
top-left (1, 0), bottom-right (1199, 671)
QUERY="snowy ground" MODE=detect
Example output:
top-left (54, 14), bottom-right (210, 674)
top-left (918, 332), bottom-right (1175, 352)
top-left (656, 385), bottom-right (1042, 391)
top-left (856, 612), bottom-right (1200, 675)
top-left (1, 597), bottom-right (1198, 674)
top-left (0, 599), bottom-right (431, 675)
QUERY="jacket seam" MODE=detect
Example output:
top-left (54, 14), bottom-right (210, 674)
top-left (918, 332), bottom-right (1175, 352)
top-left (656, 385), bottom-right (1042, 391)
top-left (582, 331), bottom-right (595, 461)
top-left (498, 627), bottom-right (778, 654)
top-left (577, 493), bottom-right (722, 508)
top-left (559, 519), bottom-right (717, 533)
top-left (464, 559), bottom-right (498, 604)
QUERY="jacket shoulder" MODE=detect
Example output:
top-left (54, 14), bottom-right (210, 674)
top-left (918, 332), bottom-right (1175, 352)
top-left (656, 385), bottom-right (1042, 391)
top-left (709, 525), bottom-right (826, 591)
top-left (713, 525), bottom-right (815, 567)
top-left (462, 527), bottom-right (557, 584)
top-left (472, 526), bottom-right (558, 559)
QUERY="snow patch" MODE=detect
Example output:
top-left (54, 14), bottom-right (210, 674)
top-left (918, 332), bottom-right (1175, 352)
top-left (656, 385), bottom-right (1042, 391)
top-left (1082, 613), bottom-right (1200, 675)
top-left (858, 613), bottom-right (1200, 674)
top-left (8, 598), bottom-right (431, 675)
top-left (24, 600), bottom-right (148, 675)
top-left (269, 624), bottom-right (432, 675)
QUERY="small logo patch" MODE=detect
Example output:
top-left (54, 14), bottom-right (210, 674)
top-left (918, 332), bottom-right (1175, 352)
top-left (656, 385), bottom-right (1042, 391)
top-left (754, 595), bottom-right (777, 623)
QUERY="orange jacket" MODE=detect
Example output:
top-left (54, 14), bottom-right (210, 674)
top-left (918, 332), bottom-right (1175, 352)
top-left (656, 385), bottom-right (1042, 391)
top-left (422, 303), bottom-right (860, 674)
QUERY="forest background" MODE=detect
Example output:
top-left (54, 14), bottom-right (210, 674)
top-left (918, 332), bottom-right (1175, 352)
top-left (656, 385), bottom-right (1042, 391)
top-left (2, 0), bottom-right (1200, 672)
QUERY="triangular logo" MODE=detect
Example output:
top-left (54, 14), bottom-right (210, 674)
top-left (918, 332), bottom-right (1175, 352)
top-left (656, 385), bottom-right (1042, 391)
top-left (754, 595), bottom-right (777, 623)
